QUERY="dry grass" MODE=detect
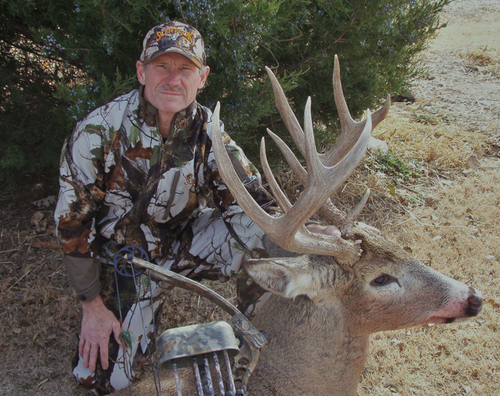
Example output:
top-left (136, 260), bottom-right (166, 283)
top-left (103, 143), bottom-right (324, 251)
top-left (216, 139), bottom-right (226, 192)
top-left (311, 103), bottom-right (490, 232)
top-left (460, 48), bottom-right (500, 78)
top-left (0, 195), bottom-right (84, 395)
top-left (359, 164), bottom-right (500, 396)
top-left (374, 105), bottom-right (487, 169)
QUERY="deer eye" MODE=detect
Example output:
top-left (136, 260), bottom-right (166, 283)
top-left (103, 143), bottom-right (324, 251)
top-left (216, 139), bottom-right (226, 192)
top-left (370, 274), bottom-right (396, 286)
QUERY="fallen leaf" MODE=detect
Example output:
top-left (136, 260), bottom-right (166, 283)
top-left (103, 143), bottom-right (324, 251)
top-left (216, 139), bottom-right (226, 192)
top-left (33, 240), bottom-right (59, 249)
top-left (30, 211), bottom-right (47, 232)
top-left (466, 155), bottom-right (481, 170)
top-left (31, 195), bottom-right (57, 208)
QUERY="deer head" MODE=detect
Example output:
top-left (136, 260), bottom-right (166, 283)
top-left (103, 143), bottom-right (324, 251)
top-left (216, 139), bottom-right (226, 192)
top-left (240, 229), bottom-right (482, 395)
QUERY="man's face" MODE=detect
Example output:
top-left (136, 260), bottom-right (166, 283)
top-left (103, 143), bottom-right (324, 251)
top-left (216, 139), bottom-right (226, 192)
top-left (136, 53), bottom-right (209, 120)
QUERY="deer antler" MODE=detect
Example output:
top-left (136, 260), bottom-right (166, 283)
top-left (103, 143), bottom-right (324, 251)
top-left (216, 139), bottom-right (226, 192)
top-left (212, 56), bottom-right (388, 265)
top-left (265, 56), bottom-right (390, 232)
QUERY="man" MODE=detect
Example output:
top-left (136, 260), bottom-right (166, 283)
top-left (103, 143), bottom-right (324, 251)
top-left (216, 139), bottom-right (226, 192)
top-left (55, 20), bottom-right (336, 394)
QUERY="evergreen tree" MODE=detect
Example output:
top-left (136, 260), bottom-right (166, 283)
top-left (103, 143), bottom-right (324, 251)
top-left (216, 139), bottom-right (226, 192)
top-left (0, 0), bottom-right (451, 187)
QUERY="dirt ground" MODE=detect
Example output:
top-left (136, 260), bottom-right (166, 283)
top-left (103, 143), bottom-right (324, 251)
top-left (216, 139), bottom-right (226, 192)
top-left (1, 0), bottom-right (499, 395)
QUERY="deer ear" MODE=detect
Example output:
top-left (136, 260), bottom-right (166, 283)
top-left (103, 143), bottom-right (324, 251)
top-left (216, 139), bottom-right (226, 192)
top-left (244, 258), bottom-right (319, 299)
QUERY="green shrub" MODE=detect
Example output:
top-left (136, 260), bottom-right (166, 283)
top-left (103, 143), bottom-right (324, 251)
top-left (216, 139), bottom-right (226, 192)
top-left (0, 0), bottom-right (451, 188)
top-left (372, 151), bottom-right (421, 184)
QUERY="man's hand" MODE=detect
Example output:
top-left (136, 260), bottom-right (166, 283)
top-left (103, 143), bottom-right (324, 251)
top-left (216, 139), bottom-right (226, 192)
top-left (79, 295), bottom-right (123, 372)
top-left (306, 223), bottom-right (341, 238)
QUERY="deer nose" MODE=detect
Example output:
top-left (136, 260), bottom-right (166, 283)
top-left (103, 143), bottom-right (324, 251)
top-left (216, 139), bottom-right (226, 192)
top-left (466, 288), bottom-right (483, 316)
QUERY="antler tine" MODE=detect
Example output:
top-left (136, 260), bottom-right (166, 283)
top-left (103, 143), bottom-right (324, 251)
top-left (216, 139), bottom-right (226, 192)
top-left (322, 55), bottom-right (377, 167)
top-left (372, 95), bottom-right (391, 130)
top-left (259, 135), bottom-right (293, 213)
top-left (265, 66), bottom-right (307, 159)
top-left (341, 189), bottom-right (371, 236)
top-left (212, 103), bottom-right (275, 226)
top-left (318, 56), bottom-right (390, 228)
top-left (266, 128), bottom-right (309, 197)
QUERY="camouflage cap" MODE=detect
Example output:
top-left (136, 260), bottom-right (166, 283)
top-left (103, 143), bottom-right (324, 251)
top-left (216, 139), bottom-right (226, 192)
top-left (140, 21), bottom-right (206, 68)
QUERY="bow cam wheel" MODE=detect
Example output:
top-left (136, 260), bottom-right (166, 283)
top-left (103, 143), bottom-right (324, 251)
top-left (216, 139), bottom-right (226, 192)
top-left (113, 246), bottom-right (149, 277)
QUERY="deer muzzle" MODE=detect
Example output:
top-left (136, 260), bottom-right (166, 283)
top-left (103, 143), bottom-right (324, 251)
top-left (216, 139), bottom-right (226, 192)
top-left (465, 287), bottom-right (483, 317)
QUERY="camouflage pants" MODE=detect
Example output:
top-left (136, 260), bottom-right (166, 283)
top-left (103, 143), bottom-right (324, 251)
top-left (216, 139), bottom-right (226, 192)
top-left (72, 208), bottom-right (267, 394)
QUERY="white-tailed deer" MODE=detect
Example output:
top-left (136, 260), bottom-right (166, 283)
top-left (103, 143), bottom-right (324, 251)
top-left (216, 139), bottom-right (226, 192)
top-left (117, 56), bottom-right (483, 395)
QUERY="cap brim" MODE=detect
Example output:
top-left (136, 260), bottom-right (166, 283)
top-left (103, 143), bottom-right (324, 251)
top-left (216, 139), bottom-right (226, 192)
top-left (145, 47), bottom-right (203, 68)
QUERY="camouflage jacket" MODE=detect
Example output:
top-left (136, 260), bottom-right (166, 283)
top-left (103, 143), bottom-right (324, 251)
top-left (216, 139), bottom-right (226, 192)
top-left (55, 88), bottom-right (270, 300)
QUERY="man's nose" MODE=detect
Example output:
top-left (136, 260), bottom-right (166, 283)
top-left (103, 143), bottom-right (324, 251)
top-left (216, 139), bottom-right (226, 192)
top-left (163, 69), bottom-right (180, 85)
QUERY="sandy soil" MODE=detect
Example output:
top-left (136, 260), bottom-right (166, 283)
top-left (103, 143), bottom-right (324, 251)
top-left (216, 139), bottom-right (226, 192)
top-left (0, 0), bottom-right (499, 395)
top-left (409, 0), bottom-right (500, 135)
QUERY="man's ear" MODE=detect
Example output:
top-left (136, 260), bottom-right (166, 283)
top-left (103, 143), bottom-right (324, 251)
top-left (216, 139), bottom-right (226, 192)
top-left (198, 65), bottom-right (210, 89)
top-left (136, 60), bottom-right (146, 85)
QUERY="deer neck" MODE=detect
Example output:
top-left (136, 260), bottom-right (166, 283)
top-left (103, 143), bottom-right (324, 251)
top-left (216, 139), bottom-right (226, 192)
top-left (250, 294), bottom-right (369, 396)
